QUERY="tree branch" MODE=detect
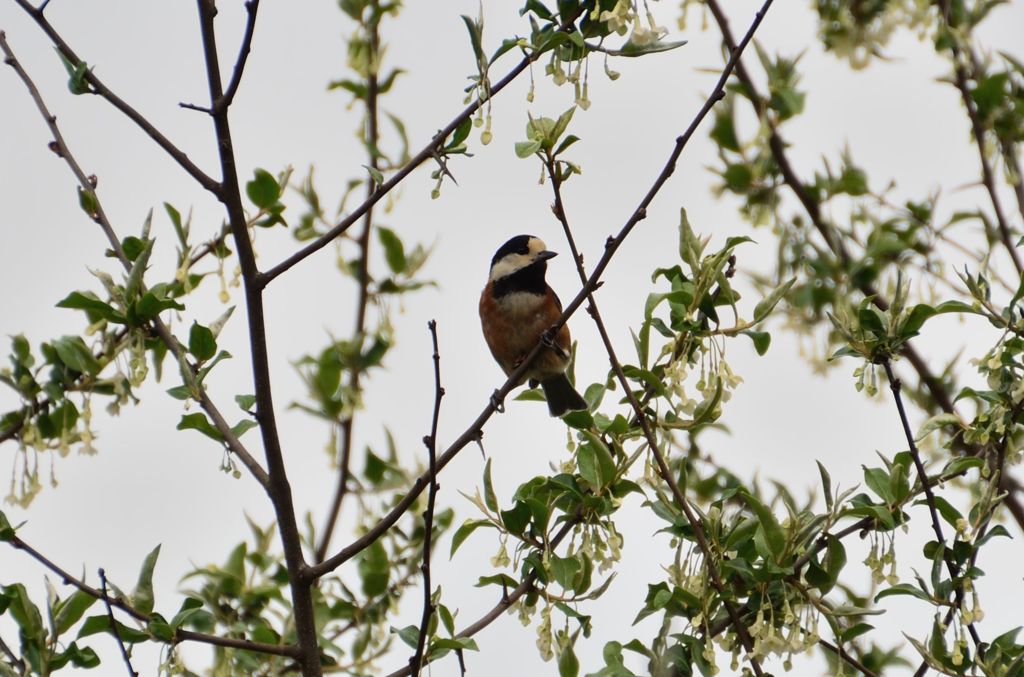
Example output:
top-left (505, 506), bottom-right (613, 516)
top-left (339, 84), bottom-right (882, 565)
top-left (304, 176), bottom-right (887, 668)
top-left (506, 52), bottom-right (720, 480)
top-left (409, 320), bottom-right (444, 676)
top-left (99, 568), bottom-right (138, 677)
top-left (256, 9), bottom-right (586, 288)
top-left (0, 29), bottom-right (269, 488)
top-left (315, 5), bottom-right (382, 564)
top-left (217, 0), bottom-right (260, 113)
top-left (881, 359), bottom-right (981, 650)
top-left (936, 2), bottom-right (1023, 275)
top-left (6, 534), bottom-right (296, 657)
top-left (10, 0), bottom-right (221, 194)
top-left (192, 2), bottom-right (320, 674)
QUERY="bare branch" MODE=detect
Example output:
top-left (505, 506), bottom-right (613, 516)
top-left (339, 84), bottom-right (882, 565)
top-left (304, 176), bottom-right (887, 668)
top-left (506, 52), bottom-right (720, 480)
top-left (99, 568), bottom-right (139, 677)
top-left (192, 2), bottom-right (320, 673)
top-left (409, 320), bottom-right (444, 676)
top-left (218, 0), bottom-right (261, 113)
top-left (10, 1), bottom-right (221, 194)
top-left (0, 29), bottom-right (269, 488)
top-left (881, 360), bottom-right (982, 649)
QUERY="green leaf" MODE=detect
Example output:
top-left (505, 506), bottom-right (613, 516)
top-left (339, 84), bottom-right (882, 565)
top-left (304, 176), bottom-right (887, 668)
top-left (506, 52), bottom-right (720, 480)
top-left (231, 419), bottom-right (258, 438)
top-left (124, 238), bottom-right (155, 301)
top-left (741, 491), bottom-right (784, 559)
top-left (0, 511), bottom-right (15, 541)
top-left (610, 38), bottom-right (688, 57)
top-left (56, 291), bottom-right (124, 324)
top-left (177, 413), bottom-right (224, 442)
top-left (558, 640), bottom-right (580, 677)
top-left (450, 519), bottom-right (495, 557)
top-left (377, 226), bottom-right (407, 274)
top-left (515, 140), bottom-right (543, 158)
top-left (863, 466), bottom-right (895, 504)
top-left (841, 622), bottom-right (875, 643)
top-left (576, 443), bottom-right (601, 488)
top-left (247, 169), bottom-right (280, 209)
top-left (132, 544), bottom-right (161, 615)
top-left (54, 591), bottom-right (97, 636)
top-left (741, 329), bottom-right (771, 355)
top-left (52, 336), bottom-right (102, 375)
top-left (753, 278), bottom-right (795, 322)
top-left (875, 583), bottom-right (933, 603)
top-left (483, 458), bottom-right (499, 513)
top-left (363, 164), bottom-right (384, 187)
top-left (189, 322), bottom-right (217, 361)
top-left (77, 614), bottom-right (149, 643)
top-left (817, 460), bottom-right (834, 511)
top-left (550, 554), bottom-right (581, 590)
top-left (392, 624), bottom-right (420, 649)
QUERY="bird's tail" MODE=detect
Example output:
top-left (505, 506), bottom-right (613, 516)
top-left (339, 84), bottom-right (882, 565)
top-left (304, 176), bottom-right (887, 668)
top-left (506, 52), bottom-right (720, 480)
top-left (540, 373), bottom-right (588, 417)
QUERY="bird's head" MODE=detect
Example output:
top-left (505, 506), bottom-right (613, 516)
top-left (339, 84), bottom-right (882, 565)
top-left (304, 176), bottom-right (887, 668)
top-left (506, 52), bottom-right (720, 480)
top-left (488, 235), bottom-right (557, 282)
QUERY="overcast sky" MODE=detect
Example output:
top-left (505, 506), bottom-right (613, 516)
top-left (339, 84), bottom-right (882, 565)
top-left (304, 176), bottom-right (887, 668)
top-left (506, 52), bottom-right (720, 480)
top-left (2, 0), bottom-right (1024, 675)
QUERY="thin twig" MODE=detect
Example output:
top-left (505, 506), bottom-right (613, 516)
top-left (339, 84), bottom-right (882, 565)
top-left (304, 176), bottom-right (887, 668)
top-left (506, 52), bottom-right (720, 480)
top-left (257, 8), bottom-right (587, 287)
top-left (315, 6), bottom-right (382, 564)
top-left (217, 0), bottom-right (260, 113)
top-left (6, 535), bottom-right (296, 656)
top-left (10, 1), bottom-right (220, 194)
top-left (0, 29), bottom-right (269, 487)
top-left (384, 518), bottom-right (580, 677)
top-left (881, 359), bottom-right (982, 650)
top-left (192, 2), bottom-right (320, 674)
top-left (409, 320), bottom-right (444, 676)
top-left (98, 568), bottom-right (138, 677)
top-left (818, 636), bottom-right (878, 676)
top-left (0, 633), bottom-right (25, 673)
top-left (934, 0), bottom-right (1022, 275)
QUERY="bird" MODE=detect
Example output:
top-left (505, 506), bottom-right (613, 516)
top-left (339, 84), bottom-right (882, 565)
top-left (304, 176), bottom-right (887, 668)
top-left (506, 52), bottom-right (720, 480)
top-left (479, 234), bottom-right (588, 417)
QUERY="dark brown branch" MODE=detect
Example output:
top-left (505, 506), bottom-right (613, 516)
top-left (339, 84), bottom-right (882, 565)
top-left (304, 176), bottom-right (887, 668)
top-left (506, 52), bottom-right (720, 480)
top-left (10, 0), bottom-right (220, 194)
top-left (0, 633), bottom-right (25, 673)
top-left (257, 9), bottom-right (586, 288)
top-left (7, 534), bottom-right (296, 657)
top-left (409, 320), bottom-right (444, 676)
top-left (192, 2), bottom-right (320, 674)
top-left (99, 568), bottom-right (138, 677)
top-left (936, 2), bottom-right (1022, 275)
top-left (315, 8), bottom-right (382, 564)
top-left (819, 634), bottom-right (878, 676)
top-left (217, 0), bottom-right (260, 113)
top-left (881, 360), bottom-right (981, 650)
top-left (0, 29), bottom-right (269, 488)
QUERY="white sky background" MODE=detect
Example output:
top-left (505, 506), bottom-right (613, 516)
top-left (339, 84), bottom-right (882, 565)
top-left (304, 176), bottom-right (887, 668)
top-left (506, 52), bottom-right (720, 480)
top-left (1, 0), bottom-right (1023, 675)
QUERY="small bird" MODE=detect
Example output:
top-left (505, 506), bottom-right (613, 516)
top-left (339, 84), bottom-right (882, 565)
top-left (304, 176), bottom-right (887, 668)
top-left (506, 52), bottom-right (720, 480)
top-left (479, 234), bottom-right (588, 417)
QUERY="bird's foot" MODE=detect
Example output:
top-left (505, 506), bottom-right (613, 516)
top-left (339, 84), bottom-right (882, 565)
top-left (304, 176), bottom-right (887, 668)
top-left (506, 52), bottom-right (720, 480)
top-left (489, 390), bottom-right (505, 413)
top-left (541, 327), bottom-right (568, 359)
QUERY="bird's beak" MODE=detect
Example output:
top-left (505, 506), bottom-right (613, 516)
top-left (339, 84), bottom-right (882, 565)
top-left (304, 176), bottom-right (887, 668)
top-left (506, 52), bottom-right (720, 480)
top-left (537, 250), bottom-right (558, 261)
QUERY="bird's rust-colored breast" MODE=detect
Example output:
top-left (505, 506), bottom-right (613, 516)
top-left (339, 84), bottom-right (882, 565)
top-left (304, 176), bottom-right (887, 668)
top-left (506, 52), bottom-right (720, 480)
top-left (480, 281), bottom-right (572, 382)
